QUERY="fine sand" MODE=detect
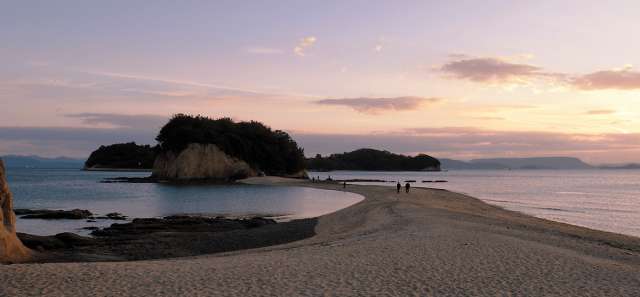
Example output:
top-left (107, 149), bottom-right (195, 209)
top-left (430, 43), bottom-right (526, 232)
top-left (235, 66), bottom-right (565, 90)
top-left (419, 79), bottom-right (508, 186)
top-left (1, 177), bottom-right (640, 296)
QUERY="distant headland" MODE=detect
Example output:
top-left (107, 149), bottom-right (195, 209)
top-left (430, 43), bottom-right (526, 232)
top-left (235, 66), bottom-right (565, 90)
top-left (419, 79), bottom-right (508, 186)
top-left (84, 142), bottom-right (156, 171)
top-left (306, 148), bottom-right (441, 171)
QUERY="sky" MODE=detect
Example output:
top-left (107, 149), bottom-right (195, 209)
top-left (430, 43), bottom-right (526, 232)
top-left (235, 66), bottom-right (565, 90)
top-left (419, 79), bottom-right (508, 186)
top-left (2, 0), bottom-right (640, 163)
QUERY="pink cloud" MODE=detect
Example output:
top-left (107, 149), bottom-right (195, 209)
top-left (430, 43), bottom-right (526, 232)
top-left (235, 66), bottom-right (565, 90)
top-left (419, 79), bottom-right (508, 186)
top-left (440, 57), bottom-right (544, 83)
top-left (572, 68), bottom-right (640, 90)
top-left (315, 97), bottom-right (440, 114)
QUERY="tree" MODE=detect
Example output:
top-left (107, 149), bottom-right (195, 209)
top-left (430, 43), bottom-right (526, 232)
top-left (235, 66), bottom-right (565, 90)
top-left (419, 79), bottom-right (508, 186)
top-left (155, 114), bottom-right (305, 175)
top-left (306, 148), bottom-right (440, 171)
top-left (85, 142), bottom-right (156, 169)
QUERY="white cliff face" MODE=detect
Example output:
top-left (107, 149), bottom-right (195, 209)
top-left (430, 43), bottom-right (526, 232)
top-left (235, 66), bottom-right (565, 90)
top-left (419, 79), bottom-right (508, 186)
top-left (0, 159), bottom-right (30, 263)
top-left (152, 143), bottom-right (256, 180)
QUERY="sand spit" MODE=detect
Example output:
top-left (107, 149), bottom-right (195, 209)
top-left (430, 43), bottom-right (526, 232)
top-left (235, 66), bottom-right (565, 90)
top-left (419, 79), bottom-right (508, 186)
top-left (1, 177), bottom-right (639, 296)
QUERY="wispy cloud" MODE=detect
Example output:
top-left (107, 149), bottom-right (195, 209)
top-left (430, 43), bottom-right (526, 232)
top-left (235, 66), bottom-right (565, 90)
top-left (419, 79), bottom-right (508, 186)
top-left (471, 116), bottom-right (504, 121)
top-left (245, 47), bottom-right (284, 55)
top-left (585, 109), bottom-right (616, 115)
top-left (65, 113), bottom-right (168, 129)
top-left (1, 71), bottom-right (275, 104)
top-left (571, 65), bottom-right (640, 90)
top-left (0, 64), bottom-right (321, 111)
top-left (294, 36), bottom-right (317, 57)
top-left (86, 71), bottom-right (269, 95)
top-left (374, 36), bottom-right (385, 53)
top-left (471, 104), bottom-right (537, 113)
top-left (315, 96), bottom-right (440, 114)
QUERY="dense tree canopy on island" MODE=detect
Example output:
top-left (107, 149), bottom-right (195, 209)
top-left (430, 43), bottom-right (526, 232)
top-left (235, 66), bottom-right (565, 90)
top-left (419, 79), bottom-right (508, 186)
top-left (156, 114), bottom-right (305, 175)
top-left (85, 142), bottom-right (156, 169)
top-left (306, 149), bottom-right (440, 171)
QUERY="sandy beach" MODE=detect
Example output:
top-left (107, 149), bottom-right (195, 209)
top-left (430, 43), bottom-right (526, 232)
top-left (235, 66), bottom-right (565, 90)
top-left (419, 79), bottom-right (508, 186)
top-left (1, 177), bottom-right (640, 296)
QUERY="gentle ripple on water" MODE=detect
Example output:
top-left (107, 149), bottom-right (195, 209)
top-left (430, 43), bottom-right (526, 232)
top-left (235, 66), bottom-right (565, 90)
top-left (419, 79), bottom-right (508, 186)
top-left (6, 168), bottom-right (363, 235)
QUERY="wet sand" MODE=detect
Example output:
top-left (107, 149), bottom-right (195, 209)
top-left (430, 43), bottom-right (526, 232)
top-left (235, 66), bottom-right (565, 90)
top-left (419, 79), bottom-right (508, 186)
top-left (1, 177), bottom-right (639, 296)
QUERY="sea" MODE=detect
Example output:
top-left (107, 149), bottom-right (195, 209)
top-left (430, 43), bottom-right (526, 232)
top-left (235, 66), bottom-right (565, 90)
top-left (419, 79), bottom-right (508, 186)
top-left (6, 168), bottom-right (363, 236)
top-left (310, 170), bottom-right (640, 238)
top-left (5, 168), bottom-right (640, 238)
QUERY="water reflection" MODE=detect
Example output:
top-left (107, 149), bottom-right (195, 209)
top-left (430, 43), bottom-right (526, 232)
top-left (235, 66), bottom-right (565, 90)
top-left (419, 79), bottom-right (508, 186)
top-left (8, 168), bottom-right (363, 235)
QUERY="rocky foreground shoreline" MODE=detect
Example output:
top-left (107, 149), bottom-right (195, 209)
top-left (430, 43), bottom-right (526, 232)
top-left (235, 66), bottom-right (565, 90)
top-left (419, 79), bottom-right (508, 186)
top-left (15, 208), bottom-right (126, 220)
top-left (15, 213), bottom-right (316, 262)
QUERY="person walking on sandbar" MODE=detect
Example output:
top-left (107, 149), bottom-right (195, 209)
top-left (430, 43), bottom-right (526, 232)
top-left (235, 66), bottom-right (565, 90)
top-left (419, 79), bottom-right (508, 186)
top-left (396, 182), bottom-right (401, 194)
top-left (405, 182), bottom-right (410, 193)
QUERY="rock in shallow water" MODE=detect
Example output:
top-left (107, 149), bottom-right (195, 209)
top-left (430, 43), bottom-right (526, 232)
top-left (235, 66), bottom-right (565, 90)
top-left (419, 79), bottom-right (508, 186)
top-left (95, 212), bottom-right (127, 220)
top-left (16, 209), bottom-right (93, 220)
top-left (91, 216), bottom-right (277, 237)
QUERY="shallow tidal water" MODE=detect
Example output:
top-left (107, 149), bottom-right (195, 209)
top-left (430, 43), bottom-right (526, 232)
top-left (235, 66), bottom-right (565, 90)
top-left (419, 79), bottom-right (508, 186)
top-left (6, 168), bottom-right (363, 235)
top-left (310, 170), bottom-right (640, 238)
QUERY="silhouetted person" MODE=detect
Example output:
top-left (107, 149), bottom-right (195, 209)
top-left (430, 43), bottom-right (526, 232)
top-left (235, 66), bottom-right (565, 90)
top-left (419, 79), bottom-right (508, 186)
top-left (343, 181), bottom-right (346, 188)
top-left (405, 182), bottom-right (410, 193)
top-left (396, 182), bottom-right (401, 193)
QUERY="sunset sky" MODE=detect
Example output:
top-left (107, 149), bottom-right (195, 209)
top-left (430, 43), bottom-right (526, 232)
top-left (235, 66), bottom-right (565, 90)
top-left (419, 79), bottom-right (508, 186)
top-left (2, 1), bottom-right (640, 163)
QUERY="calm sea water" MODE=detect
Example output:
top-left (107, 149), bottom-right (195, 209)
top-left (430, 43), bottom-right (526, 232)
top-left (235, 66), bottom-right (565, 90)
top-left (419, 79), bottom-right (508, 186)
top-left (6, 168), bottom-right (363, 235)
top-left (310, 170), bottom-right (640, 238)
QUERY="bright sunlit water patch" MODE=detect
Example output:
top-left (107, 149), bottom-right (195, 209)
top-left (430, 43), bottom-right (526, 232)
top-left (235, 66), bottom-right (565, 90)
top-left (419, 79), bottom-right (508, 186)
top-left (6, 168), bottom-right (363, 235)
top-left (310, 170), bottom-right (640, 238)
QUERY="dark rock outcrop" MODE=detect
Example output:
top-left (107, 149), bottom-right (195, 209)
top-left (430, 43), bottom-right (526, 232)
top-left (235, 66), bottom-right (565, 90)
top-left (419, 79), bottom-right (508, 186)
top-left (96, 212), bottom-right (127, 220)
top-left (17, 214), bottom-right (316, 262)
top-left (16, 209), bottom-right (93, 220)
top-left (18, 232), bottom-right (96, 251)
top-left (91, 215), bottom-right (276, 237)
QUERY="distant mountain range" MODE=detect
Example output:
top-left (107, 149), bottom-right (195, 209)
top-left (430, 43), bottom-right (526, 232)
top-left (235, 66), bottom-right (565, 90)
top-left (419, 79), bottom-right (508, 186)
top-left (0, 155), bottom-right (85, 169)
top-left (2, 154), bottom-right (639, 171)
top-left (440, 157), bottom-right (594, 170)
top-left (597, 163), bottom-right (640, 170)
